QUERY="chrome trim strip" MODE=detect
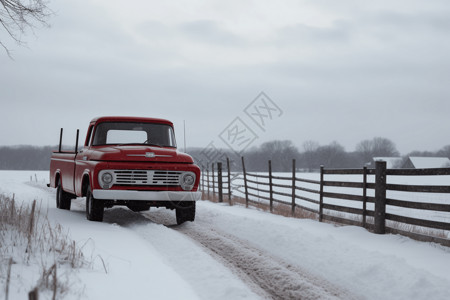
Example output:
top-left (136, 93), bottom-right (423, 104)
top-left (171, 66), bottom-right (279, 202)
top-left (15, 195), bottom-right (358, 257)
top-left (126, 154), bottom-right (172, 157)
top-left (92, 190), bottom-right (201, 201)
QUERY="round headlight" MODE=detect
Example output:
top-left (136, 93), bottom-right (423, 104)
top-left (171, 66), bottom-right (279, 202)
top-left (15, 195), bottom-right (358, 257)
top-left (180, 172), bottom-right (195, 191)
top-left (183, 174), bottom-right (194, 185)
top-left (101, 172), bottom-right (113, 184)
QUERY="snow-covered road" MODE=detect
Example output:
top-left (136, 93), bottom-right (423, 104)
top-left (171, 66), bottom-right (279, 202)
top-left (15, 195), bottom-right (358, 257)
top-left (142, 208), bottom-right (354, 300)
top-left (2, 171), bottom-right (450, 300)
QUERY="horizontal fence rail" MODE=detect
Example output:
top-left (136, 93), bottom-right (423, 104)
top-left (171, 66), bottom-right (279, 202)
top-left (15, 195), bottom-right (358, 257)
top-left (200, 158), bottom-right (450, 247)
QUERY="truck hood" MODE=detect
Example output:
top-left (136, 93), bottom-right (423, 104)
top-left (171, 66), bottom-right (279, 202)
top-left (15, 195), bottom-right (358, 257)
top-left (87, 146), bottom-right (194, 163)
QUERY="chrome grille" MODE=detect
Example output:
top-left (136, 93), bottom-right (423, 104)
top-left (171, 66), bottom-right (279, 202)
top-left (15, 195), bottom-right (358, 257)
top-left (113, 170), bottom-right (182, 186)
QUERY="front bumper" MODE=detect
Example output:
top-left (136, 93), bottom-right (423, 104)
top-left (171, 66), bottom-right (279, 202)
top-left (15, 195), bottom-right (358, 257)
top-left (92, 189), bottom-right (202, 201)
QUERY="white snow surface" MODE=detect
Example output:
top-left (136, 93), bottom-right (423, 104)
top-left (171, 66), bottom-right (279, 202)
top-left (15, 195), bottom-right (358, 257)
top-left (1, 171), bottom-right (450, 300)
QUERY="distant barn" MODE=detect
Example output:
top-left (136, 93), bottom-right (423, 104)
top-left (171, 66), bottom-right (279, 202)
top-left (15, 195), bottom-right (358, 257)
top-left (402, 157), bottom-right (450, 169)
top-left (371, 157), bottom-right (403, 169)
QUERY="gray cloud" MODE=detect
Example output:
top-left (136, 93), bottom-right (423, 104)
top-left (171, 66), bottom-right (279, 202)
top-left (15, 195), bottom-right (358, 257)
top-left (1, 0), bottom-right (449, 154)
top-left (179, 20), bottom-right (243, 45)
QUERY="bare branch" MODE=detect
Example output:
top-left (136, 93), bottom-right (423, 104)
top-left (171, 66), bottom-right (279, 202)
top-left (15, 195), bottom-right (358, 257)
top-left (0, 39), bottom-right (13, 58)
top-left (0, 0), bottom-right (52, 56)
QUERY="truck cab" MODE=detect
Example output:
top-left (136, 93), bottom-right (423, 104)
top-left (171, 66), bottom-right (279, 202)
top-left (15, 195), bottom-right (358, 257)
top-left (49, 116), bottom-right (201, 224)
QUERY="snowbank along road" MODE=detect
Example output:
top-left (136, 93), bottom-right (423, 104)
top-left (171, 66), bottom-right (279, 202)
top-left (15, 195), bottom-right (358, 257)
top-left (2, 171), bottom-right (450, 300)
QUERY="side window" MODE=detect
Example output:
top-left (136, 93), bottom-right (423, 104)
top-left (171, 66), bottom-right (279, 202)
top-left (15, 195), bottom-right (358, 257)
top-left (85, 125), bottom-right (94, 146)
top-left (92, 125), bottom-right (107, 145)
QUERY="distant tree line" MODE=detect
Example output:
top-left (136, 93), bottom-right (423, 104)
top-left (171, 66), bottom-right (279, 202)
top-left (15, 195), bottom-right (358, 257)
top-left (189, 137), bottom-right (450, 172)
top-left (0, 145), bottom-right (55, 170)
top-left (1, 138), bottom-right (449, 171)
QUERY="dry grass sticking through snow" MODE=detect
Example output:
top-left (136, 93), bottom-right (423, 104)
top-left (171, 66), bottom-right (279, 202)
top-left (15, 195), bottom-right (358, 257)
top-left (202, 192), bottom-right (317, 220)
top-left (0, 193), bottom-right (89, 299)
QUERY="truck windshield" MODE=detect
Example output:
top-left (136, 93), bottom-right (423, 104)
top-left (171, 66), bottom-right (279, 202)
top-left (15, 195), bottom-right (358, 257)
top-left (91, 122), bottom-right (177, 147)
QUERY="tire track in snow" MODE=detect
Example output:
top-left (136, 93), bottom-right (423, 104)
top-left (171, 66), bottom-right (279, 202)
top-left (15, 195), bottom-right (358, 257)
top-left (144, 209), bottom-right (356, 300)
top-left (104, 208), bottom-right (268, 300)
top-left (174, 225), bottom-right (354, 300)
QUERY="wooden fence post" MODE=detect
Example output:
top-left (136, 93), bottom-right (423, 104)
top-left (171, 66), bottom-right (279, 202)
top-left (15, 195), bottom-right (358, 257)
top-left (242, 157), bottom-right (249, 208)
top-left (227, 157), bottom-right (231, 205)
top-left (319, 165), bottom-right (324, 222)
top-left (374, 161), bottom-right (387, 234)
top-left (28, 287), bottom-right (39, 300)
top-left (291, 159), bottom-right (296, 217)
top-left (269, 160), bottom-right (273, 213)
top-left (362, 166), bottom-right (367, 228)
top-left (201, 165), bottom-right (204, 193)
top-left (206, 164), bottom-right (210, 198)
top-left (212, 163), bottom-right (215, 197)
top-left (218, 162), bottom-right (223, 203)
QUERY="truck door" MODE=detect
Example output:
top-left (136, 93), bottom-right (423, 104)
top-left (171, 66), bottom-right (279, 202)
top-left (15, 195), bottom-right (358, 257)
top-left (73, 124), bottom-right (94, 196)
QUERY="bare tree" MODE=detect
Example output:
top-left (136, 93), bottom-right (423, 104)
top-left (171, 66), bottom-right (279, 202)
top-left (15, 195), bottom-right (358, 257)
top-left (316, 141), bottom-right (348, 168)
top-left (371, 137), bottom-right (399, 156)
top-left (301, 140), bottom-right (320, 172)
top-left (0, 0), bottom-right (51, 56)
top-left (259, 140), bottom-right (300, 172)
top-left (302, 140), bottom-right (319, 153)
top-left (355, 139), bottom-right (372, 164)
top-left (437, 145), bottom-right (450, 159)
top-left (241, 140), bottom-right (300, 172)
top-left (356, 137), bottom-right (400, 164)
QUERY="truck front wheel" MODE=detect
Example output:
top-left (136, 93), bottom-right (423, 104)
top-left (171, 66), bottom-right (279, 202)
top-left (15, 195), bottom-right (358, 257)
top-left (86, 185), bottom-right (104, 222)
top-left (56, 179), bottom-right (72, 210)
top-left (176, 201), bottom-right (196, 225)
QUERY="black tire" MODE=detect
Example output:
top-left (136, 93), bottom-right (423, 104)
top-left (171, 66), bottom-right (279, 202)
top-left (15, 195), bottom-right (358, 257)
top-left (56, 179), bottom-right (72, 210)
top-left (86, 184), bottom-right (104, 222)
top-left (176, 201), bottom-right (196, 225)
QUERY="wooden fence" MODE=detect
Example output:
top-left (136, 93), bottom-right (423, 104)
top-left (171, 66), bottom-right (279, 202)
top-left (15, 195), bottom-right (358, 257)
top-left (201, 159), bottom-right (450, 247)
top-left (383, 166), bottom-right (450, 245)
top-left (240, 158), bottom-right (320, 216)
top-left (201, 158), bottom-right (232, 204)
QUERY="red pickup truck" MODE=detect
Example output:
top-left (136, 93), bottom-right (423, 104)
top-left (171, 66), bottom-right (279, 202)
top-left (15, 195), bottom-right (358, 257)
top-left (49, 116), bottom-right (201, 224)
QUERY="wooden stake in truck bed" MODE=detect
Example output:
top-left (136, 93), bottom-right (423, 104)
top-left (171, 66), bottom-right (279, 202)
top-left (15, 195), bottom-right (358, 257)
top-left (49, 116), bottom-right (201, 224)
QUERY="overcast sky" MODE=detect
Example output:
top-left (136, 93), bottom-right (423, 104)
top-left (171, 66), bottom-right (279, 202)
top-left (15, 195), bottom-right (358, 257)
top-left (1, 0), bottom-right (449, 155)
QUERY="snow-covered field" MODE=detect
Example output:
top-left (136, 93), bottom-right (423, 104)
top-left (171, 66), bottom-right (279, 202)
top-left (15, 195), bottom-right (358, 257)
top-left (2, 170), bottom-right (450, 299)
